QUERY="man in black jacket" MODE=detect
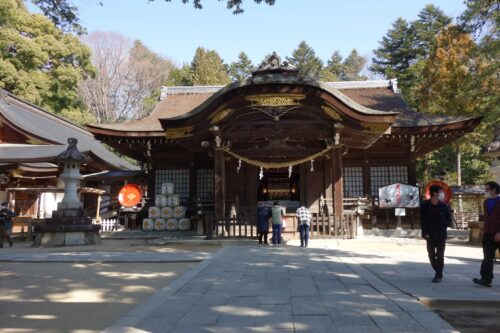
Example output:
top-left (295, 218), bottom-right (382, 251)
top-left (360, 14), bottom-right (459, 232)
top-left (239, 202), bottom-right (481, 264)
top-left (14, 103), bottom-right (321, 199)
top-left (420, 185), bottom-right (452, 283)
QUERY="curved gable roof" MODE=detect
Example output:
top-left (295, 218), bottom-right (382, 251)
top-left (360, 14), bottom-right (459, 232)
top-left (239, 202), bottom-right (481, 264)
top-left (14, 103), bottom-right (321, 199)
top-left (0, 90), bottom-right (138, 170)
top-left (87, 78), bottom-right (481, 135)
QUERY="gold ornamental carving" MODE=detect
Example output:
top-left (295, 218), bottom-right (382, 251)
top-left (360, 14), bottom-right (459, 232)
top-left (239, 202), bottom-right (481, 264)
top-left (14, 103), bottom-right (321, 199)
top-left (246, 94), bottom-right (304, 107)
top-left (321, 105), bottom-right (341, 120)
top-left (361, 122), bottom-right (391, 133)
top-left (165, 126), bottom-right (193, 139)
top-left (210, 109), bottom-right (233, 124)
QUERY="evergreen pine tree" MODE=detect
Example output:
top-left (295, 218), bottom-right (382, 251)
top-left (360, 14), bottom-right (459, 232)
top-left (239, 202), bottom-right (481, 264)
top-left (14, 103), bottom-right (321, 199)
top-left (286, 41), bottom-right (323, 79)
top-left (342, 49), bottom-right (367, 81)
top-left (228, 51), bottom-right (254, 81)
top-left (190, 47), bottom-right (231, 85)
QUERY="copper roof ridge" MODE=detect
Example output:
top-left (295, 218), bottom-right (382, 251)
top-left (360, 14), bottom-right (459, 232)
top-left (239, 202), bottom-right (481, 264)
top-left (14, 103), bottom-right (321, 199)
top-left (159, 79), bottom-right (399, 98)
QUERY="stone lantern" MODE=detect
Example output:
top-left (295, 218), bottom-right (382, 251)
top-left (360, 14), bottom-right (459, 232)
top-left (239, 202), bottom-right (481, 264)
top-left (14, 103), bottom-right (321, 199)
top-left (57, 137), bottom-right (90, 210)
top-left (34, 138), bottom-right (101, 246)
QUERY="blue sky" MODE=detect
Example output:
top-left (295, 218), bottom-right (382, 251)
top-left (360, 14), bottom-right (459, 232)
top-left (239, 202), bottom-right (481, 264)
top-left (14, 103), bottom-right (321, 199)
top-left (29, 0), bottom-right (466, 66)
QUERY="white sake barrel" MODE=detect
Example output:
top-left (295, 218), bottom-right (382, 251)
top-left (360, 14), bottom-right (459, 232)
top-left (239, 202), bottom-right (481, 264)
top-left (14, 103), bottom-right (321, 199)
top-left (179, 218), bottom-right (191, 231)
top-left (173, 206), bottom-right (186, 219)
top-left (156, 195), bottom-right (169, 207)
top-left (161, 206), bottom-right (174, 219)
top-left (161, 183), bottom-right (175, 195)
top-left (154, 218), bottom-right (167, 231)
top-left (142, 218), bottom-right (154, 231)
top-left (167, 195), bottom-right (180, 207)
top-left (148, 206), bottom-right (160, 219)
top-left (166, 218), bottom-right (179, 231)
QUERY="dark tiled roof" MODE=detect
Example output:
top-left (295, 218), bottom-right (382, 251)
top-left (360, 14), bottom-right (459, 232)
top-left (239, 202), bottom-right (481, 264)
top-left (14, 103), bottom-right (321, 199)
top-left (88, 93), bottom-right (214, 132)
top-left (88, 79), bottom-right (478, 133)
top-left (339, 88), bottom-right (472, 127)
top-left (0, 90), bottom-right (138, 170)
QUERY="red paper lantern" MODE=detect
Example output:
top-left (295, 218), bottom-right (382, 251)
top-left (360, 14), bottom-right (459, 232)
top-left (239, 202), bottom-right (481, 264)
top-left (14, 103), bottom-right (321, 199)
top-left (118, 184), bottom-right (143, 207)
top-left (424, 180), bottom-right (452, 204)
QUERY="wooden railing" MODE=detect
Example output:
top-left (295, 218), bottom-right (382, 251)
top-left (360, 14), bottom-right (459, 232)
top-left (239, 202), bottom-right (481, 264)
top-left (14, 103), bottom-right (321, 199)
top-left (213, 213), bottom-right (257, 238)
top-left (309, 213), bottom-right (355, 239)
top-left (205, 212), bottom-right (355, 239)
top-left (92, 218), bottom-right (121, 232)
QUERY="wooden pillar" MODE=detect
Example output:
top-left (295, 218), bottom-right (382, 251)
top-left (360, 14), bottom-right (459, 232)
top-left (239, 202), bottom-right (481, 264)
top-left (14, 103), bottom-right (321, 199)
top-left (189, 153), bottom-right (197, 203)
top-left (332, 147), bottom-right (343, 217)
top-left (408, 153), bottom-right (417, 186)
top-left (95, 194), bottom-right (101, 222)
top-left (300, 164), bottom-right (307, 206)
top-left (146, 164), bottom-right (156, 206)
top-left (214, 148), bottom-right (225, 223)
top-left (363, 155), bottom-right (370, 197)
top-left (324, 156), bottom-right (333, 216)
top-left (246, 165), bottom-right (258, 211)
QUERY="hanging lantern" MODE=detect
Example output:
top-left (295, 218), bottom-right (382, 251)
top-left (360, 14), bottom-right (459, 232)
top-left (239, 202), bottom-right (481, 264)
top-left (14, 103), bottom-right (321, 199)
top-left (237, 159), bottom-right (242, 173)
top-left (288, 165), bottom-right (292, 178)
top-left (310, 159), bottom-right (315, 172)
top-left (259, 166), bottom-right (264, 180)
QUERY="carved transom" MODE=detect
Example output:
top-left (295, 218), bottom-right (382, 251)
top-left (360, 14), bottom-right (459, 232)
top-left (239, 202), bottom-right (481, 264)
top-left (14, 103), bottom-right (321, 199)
top-left (246, 94), bottom-right (304, 107)
top-left (165, 126), bottom-right (193, 139)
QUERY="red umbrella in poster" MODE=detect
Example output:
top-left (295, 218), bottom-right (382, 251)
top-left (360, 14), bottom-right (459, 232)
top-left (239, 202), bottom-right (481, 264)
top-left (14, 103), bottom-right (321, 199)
top-left (424, 180), bottom-right (452, 204)
top-left (118, 184), bottom-right (143, 207)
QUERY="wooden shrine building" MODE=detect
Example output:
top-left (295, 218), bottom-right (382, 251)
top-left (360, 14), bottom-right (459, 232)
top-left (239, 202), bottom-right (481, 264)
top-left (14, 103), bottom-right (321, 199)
top-left (87, 54), bottom-right (481, 226)
top-left (0, 89), bottom-right (138, 219)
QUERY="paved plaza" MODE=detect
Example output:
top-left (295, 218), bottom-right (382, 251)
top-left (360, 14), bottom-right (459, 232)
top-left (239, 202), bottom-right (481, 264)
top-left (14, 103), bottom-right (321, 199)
top-left (2, 238), bottom-right (500, 333)
top-left (102, 238), bottom-right (500, 333)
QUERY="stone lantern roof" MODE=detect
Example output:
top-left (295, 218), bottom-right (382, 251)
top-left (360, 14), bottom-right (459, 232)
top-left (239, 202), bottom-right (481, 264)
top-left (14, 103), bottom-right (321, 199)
top-left (56, 138), bottom-right (91, 164)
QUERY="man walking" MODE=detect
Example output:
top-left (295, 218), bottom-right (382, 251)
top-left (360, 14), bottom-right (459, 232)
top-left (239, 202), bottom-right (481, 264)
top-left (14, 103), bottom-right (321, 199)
top-left (296, 203), bottom-right (311, 247)
top-left (271, 201), bottom-right (284, 246)
top-left (473, 181), bottom-right (500, 287)
top-left (420, 185), bottom-right (452, 283)
top-left (0, 202), bottom-right (15, 248)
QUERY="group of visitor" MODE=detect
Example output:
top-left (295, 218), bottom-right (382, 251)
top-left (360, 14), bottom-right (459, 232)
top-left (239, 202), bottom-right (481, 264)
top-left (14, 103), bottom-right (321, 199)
top-left (257, 201), bottom-right (311, 247)
top-left (256, 180), bottom-right (500, 289)
top-left (421, 181), bottom-right (500, 287)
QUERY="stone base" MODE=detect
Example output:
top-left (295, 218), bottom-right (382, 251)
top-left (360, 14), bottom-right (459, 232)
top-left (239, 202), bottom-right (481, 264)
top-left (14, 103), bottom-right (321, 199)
top-left (468, 221), bottom-right (484, 243)
top-left (34, 231), bottom-right (101, 246)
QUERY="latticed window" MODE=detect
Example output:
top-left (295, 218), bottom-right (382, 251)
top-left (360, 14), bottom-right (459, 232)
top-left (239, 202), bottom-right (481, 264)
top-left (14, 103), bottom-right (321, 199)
top-left (370, 166), bottom-right (408, 195)
top-left (343, 166), bottom-right (363, 198)
top-left (196, 169), bottom-right (214, 200)
top-left (155, 169), bottom-right (190, 203)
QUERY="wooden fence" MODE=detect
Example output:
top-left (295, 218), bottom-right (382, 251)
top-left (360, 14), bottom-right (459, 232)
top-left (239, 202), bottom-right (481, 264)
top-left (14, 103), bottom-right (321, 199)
top-left (206, 212), bottom-right (355, 239)
top-left (309, 213), bottom-right (355, 239)
top-left (92, 218), bottom-right (121, 232)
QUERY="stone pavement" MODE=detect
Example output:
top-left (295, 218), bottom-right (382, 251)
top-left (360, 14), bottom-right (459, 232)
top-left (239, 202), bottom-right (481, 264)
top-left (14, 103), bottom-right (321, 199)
top-left (0, 251), bottom-right (212, 262)
top-left (103, 242), bottom-right (470, 333)
top-left (319, 238), bottom-right (500, 303)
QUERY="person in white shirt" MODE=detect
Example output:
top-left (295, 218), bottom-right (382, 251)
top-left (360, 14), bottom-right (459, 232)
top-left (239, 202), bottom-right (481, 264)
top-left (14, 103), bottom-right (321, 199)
top-left (296, 204), bottom-right (311, 247)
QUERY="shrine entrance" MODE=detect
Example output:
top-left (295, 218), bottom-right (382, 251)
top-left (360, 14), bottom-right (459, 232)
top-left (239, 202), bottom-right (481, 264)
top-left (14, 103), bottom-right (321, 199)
top-left (257, 169), bottom-right (301, 212)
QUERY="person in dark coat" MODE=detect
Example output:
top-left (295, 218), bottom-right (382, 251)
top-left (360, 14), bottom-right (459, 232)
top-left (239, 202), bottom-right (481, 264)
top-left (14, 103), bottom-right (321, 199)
top-left (0, 202), bottom-right (15, 248)
top-left (473, 181), bottom-right (500, 287)
top-left (420, 185), bottom-right (452, 283)
top-left (257, 206), bottom-right (271, 245)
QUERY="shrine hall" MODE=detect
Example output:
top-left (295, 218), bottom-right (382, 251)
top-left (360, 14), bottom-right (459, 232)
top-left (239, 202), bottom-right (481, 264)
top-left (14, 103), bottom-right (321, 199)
top-left (87, 54), bottom-right (481, 228)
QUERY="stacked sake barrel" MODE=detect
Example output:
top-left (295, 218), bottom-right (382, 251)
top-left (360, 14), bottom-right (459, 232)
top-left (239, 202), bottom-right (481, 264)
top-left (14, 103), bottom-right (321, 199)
top-left (142, 183), bottom-right (191, 231)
